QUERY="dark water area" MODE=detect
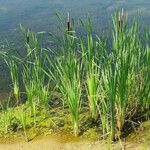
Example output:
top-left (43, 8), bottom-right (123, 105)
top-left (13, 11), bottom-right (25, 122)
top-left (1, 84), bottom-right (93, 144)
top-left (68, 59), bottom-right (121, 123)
top-left (0, 0), bottom-right (150, 98)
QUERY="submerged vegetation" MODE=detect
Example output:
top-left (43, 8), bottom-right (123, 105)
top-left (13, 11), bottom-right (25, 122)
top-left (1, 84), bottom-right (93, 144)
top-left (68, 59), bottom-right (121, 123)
top-left (0, 11), bottom-right (150, 148)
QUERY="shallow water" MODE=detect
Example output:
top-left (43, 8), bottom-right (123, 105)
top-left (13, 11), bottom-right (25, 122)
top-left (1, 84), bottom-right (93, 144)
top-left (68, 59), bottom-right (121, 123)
top-left (0, 0), bottom-right (150, 42)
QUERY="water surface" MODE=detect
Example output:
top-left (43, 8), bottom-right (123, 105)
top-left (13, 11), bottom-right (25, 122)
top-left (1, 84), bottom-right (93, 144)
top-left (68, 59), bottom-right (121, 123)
top-left (0, 0), bottom-right (150, 95)
top-left (0, 0), bottom-right (150, 42)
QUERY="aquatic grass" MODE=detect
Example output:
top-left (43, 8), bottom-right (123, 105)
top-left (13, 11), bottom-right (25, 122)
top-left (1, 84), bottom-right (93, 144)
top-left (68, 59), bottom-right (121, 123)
top-left (21, 28), bottom-right (52, 109)
top-left (0, 11), bottom-right (149, 145)
top-left (101, 63), bottom-right (117, 140)
top-left (22, 71), bottom-right (35, 116)
top-left (4, 55), bottom-right (20, 105)
top-left (102, 10), bottom-right (150, 140)
top-left (86, 59), bottom-right (100, 121)
top-left (55, 53), bottom-right (82, 136)
top-left (46, 12), bottom-right (150, 140)
top-left (112, 12), bottom-right (128, 137)
top-left (45, 51), bottom-right (83, 136)
top-left (17, 107), bottom-right (29, 142)
top-left (102, 11), bottom-right (136, 139)
top-left (80, 19), bottom-right (104, 121)
top-left (38, 83), bottom-right (52, 109)
top-left (45, 15), bottom-right (83, 135)
top-left (0, 108), bottom-right (13, 134)
top-left (137, 28), bottom-right (150, 110)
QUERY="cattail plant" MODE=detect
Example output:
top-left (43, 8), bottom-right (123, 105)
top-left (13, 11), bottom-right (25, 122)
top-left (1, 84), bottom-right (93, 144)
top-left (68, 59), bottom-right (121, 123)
top-left (21, 27), bottom-right (51, 109)
top-left (0, 11), bottom-right (149, 144)
top-left (17, 107), bottom-right (28, 142)
top-left (4, 56), bottom-right (20, 105)
top-left (138, 28), bottom-right (150, 104)
top-left (54, 53), bottom-right (82, 136)
top-left (86, 60), bottom-right (100, 121)
top-left (45, 17), bottom-right (83, 135)
top-left (80, 18), bottom-right (101, 121)
top-left (109, 9), bottom-right (150, 140)
top-left (101, 63), bottom-right (117, 141)
top-left (22, 68), bottom-right (35, 116)
top-left (118, 8), bottom-right (124, 31)
top-left (39, 83), bottom-right (51, 109)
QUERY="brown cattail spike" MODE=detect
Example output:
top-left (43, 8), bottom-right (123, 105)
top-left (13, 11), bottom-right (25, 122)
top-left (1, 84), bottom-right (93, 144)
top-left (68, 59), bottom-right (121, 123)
top-left (27, 30), bottom-right (30, 44)
top-left (118, 11), bottom-right (121, 29)
top-left (67, 12), bottom-right (71, 32)
top-left (118, 8), bottom-right (124, 31)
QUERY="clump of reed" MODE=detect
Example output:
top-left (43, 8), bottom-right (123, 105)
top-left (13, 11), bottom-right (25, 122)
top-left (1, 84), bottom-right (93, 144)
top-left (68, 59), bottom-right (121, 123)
top-left (55, 52), bottom-right (82, 136)
top-left (80, 18), bottom-right (99, 121)
top-left (45, 14), bottom-right (83, 136)
top-left (1, 10), bottom-right (150, 143)
top-left (20, 26), bottom-right (52, 111)
top-left (17, 106), bottom-right (28, 142)
top-left (4, 55), bottom-right (20, 106)
top-left (101, 9), bottom-right (150, 140)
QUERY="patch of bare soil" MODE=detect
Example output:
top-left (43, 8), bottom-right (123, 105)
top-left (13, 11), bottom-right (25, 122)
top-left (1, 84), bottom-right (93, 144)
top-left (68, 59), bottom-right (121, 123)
top-left (0, 132), bottom-right (149, 150)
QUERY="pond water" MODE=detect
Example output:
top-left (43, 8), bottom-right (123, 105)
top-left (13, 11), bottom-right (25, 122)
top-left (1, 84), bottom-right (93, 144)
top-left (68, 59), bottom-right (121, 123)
top-left (0, 0), bottom-right (150, 42)
top-left (0, 0), bottom-right (150, 96)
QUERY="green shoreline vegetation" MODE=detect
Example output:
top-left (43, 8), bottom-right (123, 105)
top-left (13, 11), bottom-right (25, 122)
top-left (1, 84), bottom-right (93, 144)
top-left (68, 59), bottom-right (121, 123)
top-left (0, 11), bottom-right (150, 148)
